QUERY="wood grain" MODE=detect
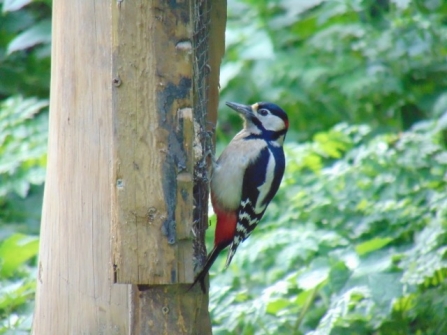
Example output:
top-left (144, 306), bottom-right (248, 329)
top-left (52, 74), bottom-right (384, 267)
top-left (34, 1), bottom-right (224, 333)
top-left (131, 285), bottom-right (211, 335)
top-left (112, 0), bottom-right (195, 284)
top-left (32, 1), bottom-right (129, 333)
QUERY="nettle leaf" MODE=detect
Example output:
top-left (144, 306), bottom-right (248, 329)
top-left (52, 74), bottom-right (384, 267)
top-left (0, 96), bottom-right (48, 132)
top-left (0, 279), bottom-right (35, 311)
top-left (7, 19), bottom-right (52, 54)
top-left (0, 96), bottom-right (48, 198)
top-left (355, 237), bottom-right (393, 256)
top-left (368, 273), bottom-right (402, 312)
top-left (328, 261), bottom-right (351, 292)
top-left (308, 286), bottom-right (372, 335)
top-left (0, 234), bottom-right (39, 278)
top-left (390, 0), bottom-right (411, 10)
top-left (266, 298), bottom-right (292, 315)
top-left (297, 258), bottom-right (330, 290)
top-left (400, 220), bottom-right (447, 286)
top-left (219, 62), bottom-right (244, 90)
top-left (313, 129), bottom-right (352, 158)
top-left (2, 0), bottom-right (32, 13)
top-left (312, 271), bottom-right (402, 333)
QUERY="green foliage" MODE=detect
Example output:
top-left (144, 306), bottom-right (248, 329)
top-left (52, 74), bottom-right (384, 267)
top-left (0, 233), bottom-right (38, 278)
top-left (0, 95), bottom-right (46, 332)
top-left (0, 96), bottom-right (48, 198)
top-left (0, 234), bottom-right (38, 334)
top-left (7, 19), bottom-right (51, 54)
top-left (210, 119), bottom-right (447, 334)
top-left (219, 0), bottom-right (447, 141)
top-left (0, 0), bottom-right (52, 99)
top-left (0, 1), bottom-right (50, 332)
top-left (212, 2), bottom-right (447, 331)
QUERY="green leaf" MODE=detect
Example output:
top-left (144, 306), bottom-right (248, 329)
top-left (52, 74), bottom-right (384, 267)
top-left (0, 279), bottom-right (35, 310)
top-left (0, 96), bottom-right (48, 197)
top-left (309, 286), bottom-right (372, 335)
top-left (266, 298), bottom-right (292, 314)
top-left (297, 258), bottom-right (330, 290)
top-left (0, 234), bottom-right (39, 278)
top-left (2, 0), bottom-right (32, 13)
top-left (355, 237), bottom-right (393, 256)
top-left (400, 220), bottom-right (447, 286)
top-left (329, 261), bottom-right (351, 292)
top-left (7, 20), bottom-right (52, 54)
top-left (390, 0), bottom-right (411, 10)
top-left (368, 273), bottom-right (402, 310)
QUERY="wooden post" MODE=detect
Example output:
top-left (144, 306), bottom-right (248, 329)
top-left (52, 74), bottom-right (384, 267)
top-left (32, 1), bottom-right (129, 334)
top-left (33, 0), bottom-right (226, 334)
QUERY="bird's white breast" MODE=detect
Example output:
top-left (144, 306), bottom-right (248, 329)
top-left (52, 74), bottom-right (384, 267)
top-left (211, 133), bottom-right (267, 211)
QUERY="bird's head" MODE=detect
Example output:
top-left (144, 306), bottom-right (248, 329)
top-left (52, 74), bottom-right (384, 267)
top-left (226, 101), bottom-right (289, 142)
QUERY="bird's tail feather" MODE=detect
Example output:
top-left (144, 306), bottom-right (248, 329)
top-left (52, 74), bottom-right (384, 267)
top-left (188, 245), bottom-right (223, 293)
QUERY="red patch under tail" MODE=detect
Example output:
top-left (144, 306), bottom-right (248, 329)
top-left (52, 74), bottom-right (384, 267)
top-left (188, 199), bottom-right (237, 293)
top-left (213, 208), bottom-right (237, 247)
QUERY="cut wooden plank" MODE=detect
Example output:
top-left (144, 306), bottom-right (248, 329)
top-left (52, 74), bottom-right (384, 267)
top-left (111, 0), bottom-right (195, 284)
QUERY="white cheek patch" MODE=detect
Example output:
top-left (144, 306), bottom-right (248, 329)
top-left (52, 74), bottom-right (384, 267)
top-left (262, 114), bottom-right (285, 132)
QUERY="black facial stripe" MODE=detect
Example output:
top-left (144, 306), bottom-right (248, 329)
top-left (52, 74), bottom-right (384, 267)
top-left (244, 128), bottom-right (287, 141)
top-left (251, 116), bottom-right (264, 130)
top-left (273, 128), bottom-right (287, 138)
top-left (250, 116), bottom-right (285, 140)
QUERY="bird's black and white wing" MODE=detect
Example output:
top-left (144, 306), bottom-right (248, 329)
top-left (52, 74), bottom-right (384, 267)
top-left (225, 144), bottom-right (285, 267)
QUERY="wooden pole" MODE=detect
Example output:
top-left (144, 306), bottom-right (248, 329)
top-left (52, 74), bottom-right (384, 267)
top-left (32, 1), bottom-right (129, 334)
top-left (33, 0), bottom-right (225, 333)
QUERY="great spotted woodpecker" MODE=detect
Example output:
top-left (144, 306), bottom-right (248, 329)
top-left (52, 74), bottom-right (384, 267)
top-left (191, 101), bottom-right (289, 293)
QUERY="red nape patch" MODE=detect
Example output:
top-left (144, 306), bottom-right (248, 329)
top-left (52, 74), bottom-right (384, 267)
top-left (213, 208), bottom-right (237, 247)
top-left (284, 119), bottom-right (289, 129)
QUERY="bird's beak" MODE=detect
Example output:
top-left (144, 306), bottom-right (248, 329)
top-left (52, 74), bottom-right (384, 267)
top-left (225, 102), bottom-right (255, 120)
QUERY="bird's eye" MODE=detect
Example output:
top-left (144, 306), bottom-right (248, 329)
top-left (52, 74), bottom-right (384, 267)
top-left (258, 109), bottom-right (269, 116)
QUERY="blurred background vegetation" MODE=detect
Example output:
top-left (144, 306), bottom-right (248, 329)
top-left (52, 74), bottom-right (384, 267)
top-left (0, 0), bottom-right (50, 332)
top-left (1, 0), bottom-right (446, 334)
